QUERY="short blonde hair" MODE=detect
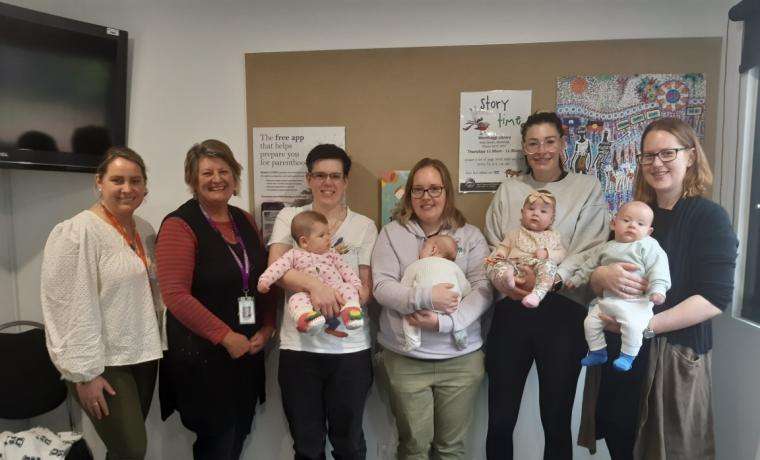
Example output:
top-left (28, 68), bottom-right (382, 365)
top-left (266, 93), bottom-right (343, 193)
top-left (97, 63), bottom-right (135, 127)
top-left (634, 118), bottom-right (713, 204)
top-left (392, 157), bottom-right (466, 230)
top-left (184, 139), bottom-right (242, 196)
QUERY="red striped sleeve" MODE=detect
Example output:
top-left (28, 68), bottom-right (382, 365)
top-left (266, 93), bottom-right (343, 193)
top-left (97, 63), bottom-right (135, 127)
top-left (156, 217), bottom-right (231, 344)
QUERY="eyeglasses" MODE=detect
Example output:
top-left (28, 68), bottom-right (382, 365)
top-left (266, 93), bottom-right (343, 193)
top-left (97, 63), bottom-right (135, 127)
top-left (524, 137), bottom-right (561, 154)
top-left (411, 185), bottom-right (444, 198)
top-left (636, 147), bottom-right (690, 165)
top-left (309, 172), bottom-right (344, 182)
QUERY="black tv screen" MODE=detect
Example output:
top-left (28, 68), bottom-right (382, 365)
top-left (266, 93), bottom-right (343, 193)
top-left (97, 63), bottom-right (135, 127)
top-left (0, 2), bottom-right (127, 172)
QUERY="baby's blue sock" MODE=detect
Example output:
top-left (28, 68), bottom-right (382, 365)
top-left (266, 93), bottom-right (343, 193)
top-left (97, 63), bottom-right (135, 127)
top-left (613, 353), bottom-right (636, 372)
top-left (581, 349), bottom-right (608, 366)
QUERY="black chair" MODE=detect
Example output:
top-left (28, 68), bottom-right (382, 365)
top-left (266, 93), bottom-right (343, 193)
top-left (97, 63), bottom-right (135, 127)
top-left (0, 320), bottom-right (92, 459)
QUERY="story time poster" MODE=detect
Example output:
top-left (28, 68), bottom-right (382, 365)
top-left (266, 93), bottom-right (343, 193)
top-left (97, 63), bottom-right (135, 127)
top-left (557, 73), bottom-right (706, 214)
top-left (459, 90), bottom-right (532, 193)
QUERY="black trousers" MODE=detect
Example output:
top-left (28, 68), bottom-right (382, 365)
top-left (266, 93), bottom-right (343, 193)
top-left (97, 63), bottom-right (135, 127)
top-left (486, 293), bottom-right (588, 460)
top-left (596, 333), bottom-right (650, 460)
top-left (278, 349), bottom-right (373, 460)
top-left (192, 412), bottom-right (251, 460)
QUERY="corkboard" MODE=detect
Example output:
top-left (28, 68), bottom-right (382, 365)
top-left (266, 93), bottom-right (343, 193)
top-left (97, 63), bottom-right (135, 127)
top-left (246, 38), bottom-right (721, 229)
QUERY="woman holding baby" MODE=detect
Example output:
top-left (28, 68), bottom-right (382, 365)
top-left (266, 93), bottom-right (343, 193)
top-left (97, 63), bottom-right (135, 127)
top-left (267, 144), bottom-right (378, 460)
top-left (483, 111), bottom-right (610, 459)
top-left (372, 157), bottom-right (492, 459)
top-left (578, 118), bottom-right (738, 460)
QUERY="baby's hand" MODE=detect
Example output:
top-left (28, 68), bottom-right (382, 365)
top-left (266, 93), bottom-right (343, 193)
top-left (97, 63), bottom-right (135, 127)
top-left (650, 293), bottom-right (665, 305)
top-left (257, 282), bottom-right (269, 294)
top-left (535, 248), bottom-right (549, 259)
top-left (484, 255), bottom-right (505, 266)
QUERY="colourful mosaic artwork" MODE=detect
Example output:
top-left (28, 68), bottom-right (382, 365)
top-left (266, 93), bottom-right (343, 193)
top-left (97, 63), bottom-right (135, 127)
top-left (556, 73), bottom-right (706, 214)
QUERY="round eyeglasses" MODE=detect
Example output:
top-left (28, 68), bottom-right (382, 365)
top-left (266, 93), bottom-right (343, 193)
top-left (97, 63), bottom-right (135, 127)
top-left (524, 137), bottom-right (561, 154)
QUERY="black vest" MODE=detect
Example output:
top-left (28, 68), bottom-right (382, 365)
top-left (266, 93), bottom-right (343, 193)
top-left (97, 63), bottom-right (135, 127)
top-left (158, 199), bottom-right (266, 423)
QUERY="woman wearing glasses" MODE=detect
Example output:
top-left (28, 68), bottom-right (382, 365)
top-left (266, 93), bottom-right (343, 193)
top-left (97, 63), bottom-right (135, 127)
top-left (578, 118), bottom-right (738, 459)
top-left (267, 144), bottom-right (377, 459)
top-left (372, 157), bottom-right (492, 459)
top-left (483, 112), bottom-right (609, 459)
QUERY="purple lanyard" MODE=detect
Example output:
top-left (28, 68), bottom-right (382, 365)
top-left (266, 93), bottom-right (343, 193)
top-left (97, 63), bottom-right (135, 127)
top-left (199, 204), bottom-right (251, 294)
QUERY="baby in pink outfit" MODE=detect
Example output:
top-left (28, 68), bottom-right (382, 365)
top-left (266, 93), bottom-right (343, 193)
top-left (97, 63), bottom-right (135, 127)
top-left (258, 210), bottom-right (363, 334)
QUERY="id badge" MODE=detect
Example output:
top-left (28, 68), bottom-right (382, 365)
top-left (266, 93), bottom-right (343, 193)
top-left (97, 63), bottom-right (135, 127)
top-left (238, 296), bottom-right (256, 324)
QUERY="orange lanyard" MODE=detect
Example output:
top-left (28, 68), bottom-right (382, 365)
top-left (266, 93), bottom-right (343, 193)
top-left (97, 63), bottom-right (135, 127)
top-left (100, 204), bottom-right (149, 269)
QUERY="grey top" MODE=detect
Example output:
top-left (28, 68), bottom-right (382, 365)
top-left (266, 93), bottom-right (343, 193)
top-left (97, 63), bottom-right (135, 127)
top-left (372, 220), bottom-right (492, 359)
top-left (484, 172), bottom-right (610, 304)
top-left (566, 236), bottom-right (672, 297)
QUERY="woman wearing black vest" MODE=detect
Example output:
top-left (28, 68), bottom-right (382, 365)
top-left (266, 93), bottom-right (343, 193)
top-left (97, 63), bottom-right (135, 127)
top-left (156, 139), bottom-right (278, 460)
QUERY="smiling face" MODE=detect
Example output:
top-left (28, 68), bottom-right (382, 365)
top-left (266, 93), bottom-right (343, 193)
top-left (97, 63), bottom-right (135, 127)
top-left (611, 201), bottom-right (654, 243)
top-left (520, 199), bottom-right (555, 232)
top-left (96, 157), bottom-right (146, 217)
top-left (411, 166), bottom-right (446, 230)
top-left (523, 122), bottom-right (565, 179)
top-left (196, 156), bottom-right (236, 207)
top-left (298, 221), bottom-right (332, 255)
top-left (640, 130), bottom-right (694, 202)
top-left (307, 159), bottom-right (347, 208)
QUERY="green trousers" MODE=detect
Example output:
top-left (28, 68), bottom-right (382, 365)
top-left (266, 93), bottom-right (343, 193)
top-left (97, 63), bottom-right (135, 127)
top-left (67, 360), bottom-right (158, 460)
top-left (381, 348), bottom-right (485, 460)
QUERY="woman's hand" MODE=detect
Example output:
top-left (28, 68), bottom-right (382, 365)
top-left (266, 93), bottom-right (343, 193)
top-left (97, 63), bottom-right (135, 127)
top-left (221, 331), bottom-right (251, 359)
top-left (590, 263), bottom-right (648, 298)
top-left (598, 312), bottom-right (622, 334)
top-left (307, 282), bottom-right (345, 318)
top-left (432, 283), bottom-right (459, 314)
top-left (76, 376), bottom-right (116, 420)
top-left (406, 310), bottom-right (439, 331)
top-left (249, 325), bottom-right (274, 355)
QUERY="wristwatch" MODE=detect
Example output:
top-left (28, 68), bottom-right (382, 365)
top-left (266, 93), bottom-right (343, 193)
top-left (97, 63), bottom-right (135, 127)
top-left (552, 275), bottom-right (564, 292)
top-left (643, 325), bottom-right (656, 339)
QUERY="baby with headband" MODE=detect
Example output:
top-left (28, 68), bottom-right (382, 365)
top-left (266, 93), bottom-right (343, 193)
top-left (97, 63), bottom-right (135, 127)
top-left (485, 189), bottom-right (566, 308)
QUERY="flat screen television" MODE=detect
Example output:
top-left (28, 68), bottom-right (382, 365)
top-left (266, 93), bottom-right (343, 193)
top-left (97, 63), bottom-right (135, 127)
top-left (0, 2), bottom-right (127, 173)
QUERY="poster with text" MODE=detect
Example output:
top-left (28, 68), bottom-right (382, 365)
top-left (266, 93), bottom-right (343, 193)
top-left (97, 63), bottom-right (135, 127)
top-left (252, 127), bottom-right (345, 242)
top-left (459, 90), bottom-right (532, 193)
top-left (557, 73), bottom-right (705, 214)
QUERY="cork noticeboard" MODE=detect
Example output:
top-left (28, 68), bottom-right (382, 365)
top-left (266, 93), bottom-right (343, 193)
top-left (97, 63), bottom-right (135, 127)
top-left (245, 38), bottom-right (721, 229)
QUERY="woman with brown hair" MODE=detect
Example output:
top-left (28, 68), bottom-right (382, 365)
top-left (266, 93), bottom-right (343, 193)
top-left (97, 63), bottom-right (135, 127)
top-left (372, 157), bottom-right (492, 459)
top-left (156, 139), bottom-right (277, 460)
top-left (578, 117), bottom-right (738, 459)
top-left (41, 147), bottom-right (163, 459)
top-left (483, 111), bottom-right (609, 459)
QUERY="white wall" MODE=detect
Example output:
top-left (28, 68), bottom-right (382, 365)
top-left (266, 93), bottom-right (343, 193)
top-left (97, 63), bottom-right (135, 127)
top-left (1, 1), bottom-right (741, 459)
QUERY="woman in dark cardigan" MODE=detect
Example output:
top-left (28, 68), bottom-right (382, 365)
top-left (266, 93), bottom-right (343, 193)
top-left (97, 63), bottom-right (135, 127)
top-left (578, 118), bottom-right (738, 460)
top-left (156, 140), bottom-right (277, 460)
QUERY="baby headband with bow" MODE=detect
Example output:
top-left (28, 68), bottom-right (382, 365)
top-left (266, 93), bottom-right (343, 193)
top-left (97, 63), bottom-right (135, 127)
top-left (525, 189), bottom-right (555, 205)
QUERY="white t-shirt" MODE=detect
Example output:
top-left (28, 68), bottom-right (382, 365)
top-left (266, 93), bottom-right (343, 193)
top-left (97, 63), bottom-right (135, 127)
top-left (267, 204), bottom-right (377, 353)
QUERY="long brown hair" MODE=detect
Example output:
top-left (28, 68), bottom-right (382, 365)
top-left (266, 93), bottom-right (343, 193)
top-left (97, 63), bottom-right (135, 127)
top-left (634, 118), bottom-right (713, 204)
top-left (392, 157), bottom-right (466, 229)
